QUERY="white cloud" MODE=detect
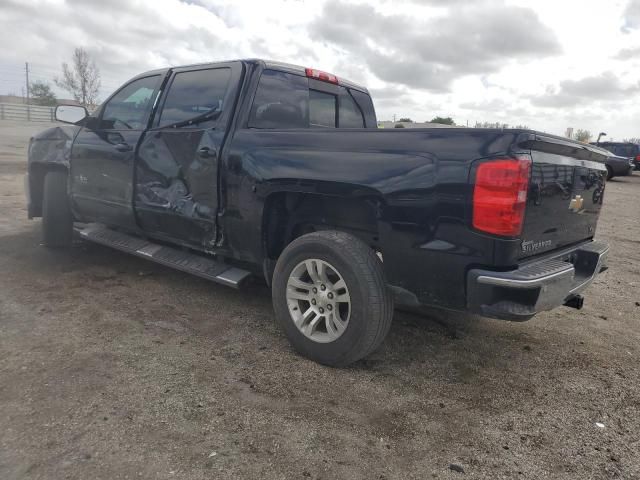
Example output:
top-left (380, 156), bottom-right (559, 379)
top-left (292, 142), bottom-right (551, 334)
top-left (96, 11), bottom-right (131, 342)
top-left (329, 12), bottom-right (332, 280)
top-left (0, 0), bottom-right (639, 139)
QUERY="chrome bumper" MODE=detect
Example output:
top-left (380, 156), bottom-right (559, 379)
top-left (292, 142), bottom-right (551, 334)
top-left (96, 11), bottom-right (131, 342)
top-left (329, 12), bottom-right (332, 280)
top-left (467, 240), bottom-right (609, 320)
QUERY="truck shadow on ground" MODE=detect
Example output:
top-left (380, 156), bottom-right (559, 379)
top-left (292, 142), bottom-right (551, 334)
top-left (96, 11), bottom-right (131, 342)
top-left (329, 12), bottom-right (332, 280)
top-left (1, 227), bottom-right (532, 378)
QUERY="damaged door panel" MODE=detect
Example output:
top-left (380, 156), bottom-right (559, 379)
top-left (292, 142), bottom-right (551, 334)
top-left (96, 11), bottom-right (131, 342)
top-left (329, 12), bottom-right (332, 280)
top-left (135, 128), bottom-right (224, 248)
top-left (134, 64), bottom-right (240, 250)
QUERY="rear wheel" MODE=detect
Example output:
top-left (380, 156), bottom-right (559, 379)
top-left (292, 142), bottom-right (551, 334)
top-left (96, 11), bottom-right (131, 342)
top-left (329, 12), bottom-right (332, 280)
top-left (42, 171), bottom-right (73, 247)
top-left (272, 231), bottom-right (393, 367)
top-left (606, 165), bottom-right (613, 180)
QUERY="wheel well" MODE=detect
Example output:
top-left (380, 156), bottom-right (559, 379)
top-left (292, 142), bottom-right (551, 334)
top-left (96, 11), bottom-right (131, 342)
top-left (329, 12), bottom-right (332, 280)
top-left (28, 163), bottom-right (68, 218)
top-left (262, 192), bottom-right (382, 262)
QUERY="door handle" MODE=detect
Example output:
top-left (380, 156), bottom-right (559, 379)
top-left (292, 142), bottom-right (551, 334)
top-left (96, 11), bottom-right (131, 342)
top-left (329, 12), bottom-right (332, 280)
top-left (114, 142), bottom-right (132, 152)
top-left (197, 146), bottom-right (217, 159)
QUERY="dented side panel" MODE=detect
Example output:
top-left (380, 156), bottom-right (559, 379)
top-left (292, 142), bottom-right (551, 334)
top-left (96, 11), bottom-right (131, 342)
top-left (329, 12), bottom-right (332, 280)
top-left (221, 127), bottom-right (523, 310)
top-left (135, 128), bottom-right (223, 248)
top-left (28, 125), bottom-right (80, 168)
top-left (131, 61), bottom-right (244, 250)
top-left (26, 125), bottom-right (81, 218)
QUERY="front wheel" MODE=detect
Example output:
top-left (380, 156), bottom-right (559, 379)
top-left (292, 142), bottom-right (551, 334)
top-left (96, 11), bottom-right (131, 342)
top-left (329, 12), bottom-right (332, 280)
top-left (272, 231), bottom-right (393, 367)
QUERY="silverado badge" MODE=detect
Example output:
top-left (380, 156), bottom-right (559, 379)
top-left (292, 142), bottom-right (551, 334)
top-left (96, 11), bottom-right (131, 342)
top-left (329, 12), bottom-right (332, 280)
top-left (568, 195), bottom-right (584, 213)
top-left (521, 239), bottom-right (553, 254)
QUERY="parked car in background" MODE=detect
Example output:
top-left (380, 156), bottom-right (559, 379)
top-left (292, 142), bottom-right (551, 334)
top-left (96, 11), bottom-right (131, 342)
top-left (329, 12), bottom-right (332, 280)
top-left (591, 141), bottom-right (639, 177)
top-left (604, 154), bottom-right (634, 180)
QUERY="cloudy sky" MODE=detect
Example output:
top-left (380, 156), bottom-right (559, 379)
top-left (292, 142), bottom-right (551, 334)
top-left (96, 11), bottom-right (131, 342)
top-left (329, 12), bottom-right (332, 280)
top-left (2, 0), bottom-right (640, 139)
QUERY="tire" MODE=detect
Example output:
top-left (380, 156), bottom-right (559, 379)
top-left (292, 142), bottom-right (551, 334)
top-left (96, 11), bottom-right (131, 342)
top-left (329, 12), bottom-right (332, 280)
top-left (606, 165), bottom-right (613, 180)
top-left (272, 231), bottom-right (393, 367)
top-left (42, 171), bottom-right (73, 247)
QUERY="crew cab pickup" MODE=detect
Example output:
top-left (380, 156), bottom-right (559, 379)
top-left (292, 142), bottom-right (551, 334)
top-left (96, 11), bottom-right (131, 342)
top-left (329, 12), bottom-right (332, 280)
top-left (26, 59), bottom-right (609, 366)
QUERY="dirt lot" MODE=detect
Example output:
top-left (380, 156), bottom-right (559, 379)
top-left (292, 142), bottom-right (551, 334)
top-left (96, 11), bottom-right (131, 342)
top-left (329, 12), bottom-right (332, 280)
top-left (1, 120), bottom-right (639, 480)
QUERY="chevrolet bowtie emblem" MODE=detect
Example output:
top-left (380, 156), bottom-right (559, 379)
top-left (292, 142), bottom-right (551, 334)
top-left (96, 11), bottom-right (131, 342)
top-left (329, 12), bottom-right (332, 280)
top-left (569, 195), bottom-right (584, 212)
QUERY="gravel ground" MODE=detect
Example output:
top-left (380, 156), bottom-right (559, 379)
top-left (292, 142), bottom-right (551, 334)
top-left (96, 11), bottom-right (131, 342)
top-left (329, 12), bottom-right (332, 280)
top-left (0, 120), bottom-right (639, 480)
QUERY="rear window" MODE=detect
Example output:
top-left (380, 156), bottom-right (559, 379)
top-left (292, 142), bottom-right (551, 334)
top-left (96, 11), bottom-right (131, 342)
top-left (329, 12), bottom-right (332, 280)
top-left (249, 69), bottom-right (376, 129)
top-left (309, 90), bottom-right (337, 128)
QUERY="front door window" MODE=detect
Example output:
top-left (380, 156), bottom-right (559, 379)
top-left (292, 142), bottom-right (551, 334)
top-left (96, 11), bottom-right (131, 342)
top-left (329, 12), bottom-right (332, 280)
top-left (100, 76), bottom-right (160, 130)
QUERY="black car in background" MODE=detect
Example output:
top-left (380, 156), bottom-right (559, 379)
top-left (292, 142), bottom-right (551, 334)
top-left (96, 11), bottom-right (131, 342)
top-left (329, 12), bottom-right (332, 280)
top-left (593, 142), bottom-right (640, 175)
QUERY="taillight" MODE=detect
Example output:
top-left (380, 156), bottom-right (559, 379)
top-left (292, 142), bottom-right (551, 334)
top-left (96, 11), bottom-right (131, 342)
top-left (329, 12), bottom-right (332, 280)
top-left (305, 67), bottom-right (339, 85)
top-left (472, 155), bottom-right (531, 237)
top-left (635, 154), bottom-right (640, 162)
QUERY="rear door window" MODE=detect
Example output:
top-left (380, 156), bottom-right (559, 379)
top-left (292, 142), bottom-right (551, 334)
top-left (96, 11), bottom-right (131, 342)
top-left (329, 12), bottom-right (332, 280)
top-left (158, 68), bottom-right (231, 127)
top-left (248, 69), bottom-right (377, 129)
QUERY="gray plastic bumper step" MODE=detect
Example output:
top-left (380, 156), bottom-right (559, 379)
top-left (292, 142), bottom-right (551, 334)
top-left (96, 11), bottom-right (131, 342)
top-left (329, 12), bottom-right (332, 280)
top-left (77, 224), bottom-right (251, 288)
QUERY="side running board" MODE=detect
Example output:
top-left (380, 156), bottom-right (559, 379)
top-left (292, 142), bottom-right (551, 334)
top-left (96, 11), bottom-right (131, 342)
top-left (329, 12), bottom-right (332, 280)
top-left (77, 224), bottom-right (251, 288)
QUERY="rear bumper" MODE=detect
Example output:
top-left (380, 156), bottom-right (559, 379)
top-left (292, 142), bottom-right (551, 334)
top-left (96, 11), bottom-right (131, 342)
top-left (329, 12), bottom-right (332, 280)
top-left (467, 240), bottom-right (609, 321)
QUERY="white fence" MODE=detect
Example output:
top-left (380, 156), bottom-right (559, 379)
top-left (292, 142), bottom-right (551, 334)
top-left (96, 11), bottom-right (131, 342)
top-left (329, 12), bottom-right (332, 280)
top-left (0, 103), bottom-right (56, 123)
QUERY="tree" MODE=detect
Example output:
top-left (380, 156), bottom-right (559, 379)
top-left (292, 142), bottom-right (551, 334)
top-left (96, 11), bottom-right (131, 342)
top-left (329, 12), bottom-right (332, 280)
top-left (398, 117), bottom-right (413, 123)
top-left (430, 116), bottom-right (455, 125)
top-left (29, 81), bottom-right (57, 106)
top-left (394, 123), bottom-right (406, 128)
top-left (622, 137), bottom-right (640, 144)
top-left (574, 129), bottom-right (592, 143)
top-left (55, 47), bottom-right (101, 107)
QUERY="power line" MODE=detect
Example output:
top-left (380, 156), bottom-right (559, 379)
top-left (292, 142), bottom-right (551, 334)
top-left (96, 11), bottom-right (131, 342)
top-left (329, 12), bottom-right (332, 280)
top-left (0, 70), bottom-right (31, 78)
top-left (29, 62), bottom-right (65, 73)
top-left (25, 62), bottom-right (30, 105)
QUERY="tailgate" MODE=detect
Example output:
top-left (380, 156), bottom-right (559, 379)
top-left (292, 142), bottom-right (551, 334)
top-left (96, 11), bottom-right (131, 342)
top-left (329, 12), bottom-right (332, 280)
top-left (518, 135), bottom-right (607, 259)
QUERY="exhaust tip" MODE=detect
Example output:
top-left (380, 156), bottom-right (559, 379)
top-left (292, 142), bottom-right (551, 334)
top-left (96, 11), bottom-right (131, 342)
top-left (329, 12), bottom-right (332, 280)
top-left (564, 295), bottom-right (584, 310)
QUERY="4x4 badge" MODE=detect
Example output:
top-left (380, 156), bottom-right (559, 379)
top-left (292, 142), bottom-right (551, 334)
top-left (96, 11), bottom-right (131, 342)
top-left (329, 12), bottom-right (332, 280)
top-left (569, 195), bottom-right (584, 212)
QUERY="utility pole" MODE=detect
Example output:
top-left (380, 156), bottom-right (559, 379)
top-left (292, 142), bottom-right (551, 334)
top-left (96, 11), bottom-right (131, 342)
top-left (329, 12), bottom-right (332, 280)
top-left (25, 62), bottom-right (30, 105)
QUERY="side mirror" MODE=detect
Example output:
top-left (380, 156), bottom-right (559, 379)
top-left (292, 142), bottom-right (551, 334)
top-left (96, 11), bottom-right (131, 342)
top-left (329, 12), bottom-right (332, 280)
top-left (55, 105), bottom-right (88, 125)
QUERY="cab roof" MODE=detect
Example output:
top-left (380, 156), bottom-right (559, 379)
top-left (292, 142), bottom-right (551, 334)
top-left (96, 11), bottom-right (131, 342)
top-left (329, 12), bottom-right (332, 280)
top-left (134, 59), bottom-right (369, 94)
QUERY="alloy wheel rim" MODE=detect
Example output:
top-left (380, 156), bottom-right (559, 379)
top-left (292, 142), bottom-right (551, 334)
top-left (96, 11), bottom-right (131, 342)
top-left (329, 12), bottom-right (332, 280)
top-left (286, 259), bottom-right (351, 343)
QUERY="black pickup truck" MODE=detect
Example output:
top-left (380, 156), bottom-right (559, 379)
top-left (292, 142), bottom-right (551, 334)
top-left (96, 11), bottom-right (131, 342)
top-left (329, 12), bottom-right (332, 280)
top-left (26, 59), bottom-right (609, 366)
